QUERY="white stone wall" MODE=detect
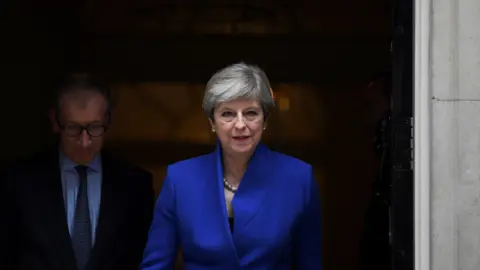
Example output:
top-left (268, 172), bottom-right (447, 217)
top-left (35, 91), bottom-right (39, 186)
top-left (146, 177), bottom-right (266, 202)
top-left (419, 0), bottom-right (480, 268)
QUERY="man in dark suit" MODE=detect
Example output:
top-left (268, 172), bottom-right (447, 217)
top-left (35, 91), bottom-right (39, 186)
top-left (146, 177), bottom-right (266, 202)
top-left (0, 74), bottom-right (154, 270)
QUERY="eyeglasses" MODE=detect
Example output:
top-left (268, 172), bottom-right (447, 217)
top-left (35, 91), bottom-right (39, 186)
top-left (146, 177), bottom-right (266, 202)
top-left (58, 122), bottom-right (108, 137)
top-left (55, 111), bottom-right (110, 137)
top-left (218, 110), bottom-right (263, 123)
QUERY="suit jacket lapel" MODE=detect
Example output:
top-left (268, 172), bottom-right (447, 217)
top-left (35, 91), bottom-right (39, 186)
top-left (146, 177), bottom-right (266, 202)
top-left (230, 143), bottom-right (272, 234)
top-left (210, 144), bottom-right (241, 265)
top-left (37, 150), bottom-right (77, 270)
top-left (87, 153), bottom-right (124, 270)
top-left (214, 142), bottom-right (273, 247)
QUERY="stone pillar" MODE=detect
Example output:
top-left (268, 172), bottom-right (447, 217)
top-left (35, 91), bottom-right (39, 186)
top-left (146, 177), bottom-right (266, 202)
top-left (415, 0), bottom-right (480, 269)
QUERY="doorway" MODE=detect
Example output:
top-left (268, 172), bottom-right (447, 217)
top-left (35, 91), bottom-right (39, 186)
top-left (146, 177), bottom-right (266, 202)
top-left (0, 0), bottom-right (415, 269)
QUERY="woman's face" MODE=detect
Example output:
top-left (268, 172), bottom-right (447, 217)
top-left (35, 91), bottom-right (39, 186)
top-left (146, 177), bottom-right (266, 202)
top-left (210, 98), bottom-right (266, 156)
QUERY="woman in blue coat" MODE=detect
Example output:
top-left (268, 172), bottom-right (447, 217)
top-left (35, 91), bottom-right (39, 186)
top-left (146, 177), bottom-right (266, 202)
top-left (140, 62), bottom-right (323, 270)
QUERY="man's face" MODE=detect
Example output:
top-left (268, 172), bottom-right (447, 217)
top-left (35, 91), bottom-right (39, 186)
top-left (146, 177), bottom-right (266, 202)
top-left (51, 90), bottom-right (109, 164)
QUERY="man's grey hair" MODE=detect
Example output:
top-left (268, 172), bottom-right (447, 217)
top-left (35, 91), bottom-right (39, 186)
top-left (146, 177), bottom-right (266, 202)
top-left (54, 73), bottom-right (112, 112)
top-left (203, 62), bottom-right (275, 118)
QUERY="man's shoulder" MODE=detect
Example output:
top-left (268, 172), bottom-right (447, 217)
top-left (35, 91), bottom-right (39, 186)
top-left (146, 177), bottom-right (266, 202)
top-left (103, 153), bottom-right (152, 181)
top-left (1, 150), bottom-right (57, 191)
top-left (4, 149), bottom-right (56, 173)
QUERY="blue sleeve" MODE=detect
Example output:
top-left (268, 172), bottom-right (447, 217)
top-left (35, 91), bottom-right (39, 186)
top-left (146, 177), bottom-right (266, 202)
top-left (293, 168), bottom-right (323, 270)
top-left (140, 171), bottom-right (178, 270)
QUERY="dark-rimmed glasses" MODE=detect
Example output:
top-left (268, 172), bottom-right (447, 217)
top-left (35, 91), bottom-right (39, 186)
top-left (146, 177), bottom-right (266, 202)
top-left (55, 113), bottom-right (109, 137)
top-left (58, 122), bottom-right (108, 137)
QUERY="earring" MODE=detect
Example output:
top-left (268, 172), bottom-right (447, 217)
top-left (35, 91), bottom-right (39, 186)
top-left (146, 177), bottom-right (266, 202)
top-left (212, 128), bottom-right (216, 133)
top-left (263, 126), bottom-right (267, 130)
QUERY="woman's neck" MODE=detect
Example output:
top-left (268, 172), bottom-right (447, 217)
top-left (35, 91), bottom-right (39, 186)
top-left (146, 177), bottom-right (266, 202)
top-left (223, 151), bottom-right (250, 187)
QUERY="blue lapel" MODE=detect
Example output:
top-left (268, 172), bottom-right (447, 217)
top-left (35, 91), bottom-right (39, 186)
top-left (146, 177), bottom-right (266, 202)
top-left (213, 141), bottom-right (273, 257)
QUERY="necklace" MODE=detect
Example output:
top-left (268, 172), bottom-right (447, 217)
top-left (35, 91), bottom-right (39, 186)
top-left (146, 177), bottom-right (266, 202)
top-left (223, 178), bottom-right (237, 193)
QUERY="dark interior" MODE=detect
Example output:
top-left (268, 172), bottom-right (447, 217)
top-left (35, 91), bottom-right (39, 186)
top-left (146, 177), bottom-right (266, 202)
top-left (1, 0), bottom-right (392, 269)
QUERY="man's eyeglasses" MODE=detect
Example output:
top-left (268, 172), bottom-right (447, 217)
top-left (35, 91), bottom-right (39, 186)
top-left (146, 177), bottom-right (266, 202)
top-left (55, 111), bottom-right (110, 137)
top-left (58, 122), bottom-right (108, 137)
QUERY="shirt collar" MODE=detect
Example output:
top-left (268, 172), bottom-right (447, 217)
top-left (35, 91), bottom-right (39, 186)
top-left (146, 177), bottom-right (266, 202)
top-left (59, 149), bottom-right (102, 172)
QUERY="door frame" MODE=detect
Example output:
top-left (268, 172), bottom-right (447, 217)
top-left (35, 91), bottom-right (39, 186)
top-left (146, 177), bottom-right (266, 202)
top-left (413, 0), bottom-right (431, 268)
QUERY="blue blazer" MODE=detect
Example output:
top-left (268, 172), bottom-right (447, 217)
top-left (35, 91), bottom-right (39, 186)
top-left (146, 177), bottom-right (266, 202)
top-left (140, 143), bottom-right (323, 270)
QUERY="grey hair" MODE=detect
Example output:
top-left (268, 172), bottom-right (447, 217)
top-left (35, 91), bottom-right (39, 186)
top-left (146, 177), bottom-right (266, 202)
top-left (202, 62), bottom-right (275, 118)
top-left (54, 73), bottom-right (113, 113)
